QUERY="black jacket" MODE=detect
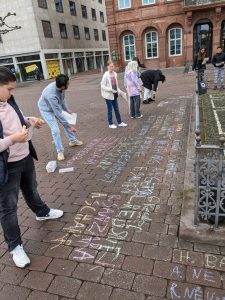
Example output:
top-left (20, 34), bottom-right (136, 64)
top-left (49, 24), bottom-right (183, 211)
top-left (140, 70), bottom-right (162, 91)
top-left (212, 52), bottom-right (225, 68)
top-left (193, 55), bottom-right (206, 71)
top-left (0, 96), bottom-right (38, 186)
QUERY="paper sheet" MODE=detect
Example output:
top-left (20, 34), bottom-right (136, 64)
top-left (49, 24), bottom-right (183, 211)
top-left (62, 111), bottom-right (77, 125)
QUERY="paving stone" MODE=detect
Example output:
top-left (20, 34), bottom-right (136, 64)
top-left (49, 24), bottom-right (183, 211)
top-left (194, 243), bottom-right (220, 254)
top-left (0, 284), bottom-right (30, 300)
top-left (132, 274), bottom-right (167, 297)
top-left (204, 253), bottom-right (225, 271)
top-left (101, 268), bottom-right (135, 289)
top-left (23, 228), bottom-right (49, 241)
top-left (48, 275), bottom-right (81, 298)
top-left (77, 282), bottom-right (112, 300)
top-left (178, 240), bottom-right (194, 251)
top-left (72, 263), bottom-right (104, 282)
top-left (46, 258), bottom-right (77, 276)
top-left (205, 287), bottom-right (225, 299)
top-left (69, 247), bottom-right (98, 263)
top-left (168, 225), bottom-right (178, 235)
top-left (25, 240), bottom-right (50, 255)
top-left (27, 291), bottom-right (59, 300)
top-left (119, 241), bottom-right (144, 256)
top-left (132, 232), bottom-right (159, 245)
top-left (159, 234), bottom-right (178, 248)
top-left (40, 221), bottom-right (65, 231)
top-left (143, 245), bottom-right (172, 261)
top-left (173, 249), bottom-right (204, 267)
top-left (149, 222), bottom-right (168, 234)
top-left (153, 261), bottom-right (186, 281)
top-left (44, 245), bottom-right (73, 259)
top-left (167, 281), bottom-right (203, 299)
top-left (186, 266), bottom-right (221, 288)
top-left (95, 251), bottom-right (125, 268)
top-left (122, 256), bottom-right (154, 275)
top-left (110, 288), bottom-right (145, 300)
top-left (146, 297), bottom-right (167, 300)
top-left (28, 254), bottom-right (52, 272)
top-left (21, 271), bottom-right (54, 291)
top-left (0, 266), bottom-right (28, 285)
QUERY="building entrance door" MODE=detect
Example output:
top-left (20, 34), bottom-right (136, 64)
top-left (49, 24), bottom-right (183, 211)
top-left (193, 22), bottom-right (213, 62)
top-left (221, 20), bottom-right (225, 51)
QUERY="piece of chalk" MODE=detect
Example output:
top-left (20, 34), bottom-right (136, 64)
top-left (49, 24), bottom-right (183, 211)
top-left (59, 167), bottom-right (74, 173)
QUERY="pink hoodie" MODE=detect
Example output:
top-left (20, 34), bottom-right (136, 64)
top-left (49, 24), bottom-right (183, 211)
top-left (0, 101), bottom-right (29, 162)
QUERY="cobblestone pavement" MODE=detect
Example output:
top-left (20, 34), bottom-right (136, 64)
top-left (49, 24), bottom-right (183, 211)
top-left (1, 71), bottom-right (225, 299)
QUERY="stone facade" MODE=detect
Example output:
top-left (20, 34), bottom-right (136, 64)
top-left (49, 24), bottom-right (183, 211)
top-left (105, 0), bottom-right (225, 70)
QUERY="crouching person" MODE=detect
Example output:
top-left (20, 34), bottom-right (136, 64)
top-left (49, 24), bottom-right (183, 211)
top-left (0, 67), bottom-right (63, 268)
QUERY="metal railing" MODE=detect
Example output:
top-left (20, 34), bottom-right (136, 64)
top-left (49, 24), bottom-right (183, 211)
top-left (184, 0), bottom-right (224, 7)
top-left (194, 71), bottom-right (225, 228)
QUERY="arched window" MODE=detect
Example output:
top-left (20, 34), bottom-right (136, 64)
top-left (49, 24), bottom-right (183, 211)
top-left (146, 31), bottom-right (158, 58)
top-left (169, 27), bottom-right (182, 56)
top-left (123, 34), bottom-right (136, 61)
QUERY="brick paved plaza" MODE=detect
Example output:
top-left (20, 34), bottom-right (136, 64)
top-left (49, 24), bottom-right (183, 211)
top-left (0, 71), bottom-right (225, 299)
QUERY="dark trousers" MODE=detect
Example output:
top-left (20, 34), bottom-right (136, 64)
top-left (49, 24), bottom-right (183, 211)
top-left (130, 95), bottom-right (141, 118)
top-left (0, 155), bottom-right (50, 251)
top-left (105, 95), bottom-right (122, 125)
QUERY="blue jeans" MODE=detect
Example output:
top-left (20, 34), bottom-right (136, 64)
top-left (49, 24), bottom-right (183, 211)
top-left (105, 95), bottom-right (122, 125)
top-left (0, 155), bottom-right (50, 251)
top-left (214, 67), bottom-right (225, 87)
top-left (40, 110), bottom-right (76, 153)
top-left (130, 95), bottom-right (141, 118)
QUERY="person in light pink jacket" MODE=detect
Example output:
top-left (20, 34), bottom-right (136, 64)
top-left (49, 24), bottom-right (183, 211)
top-left (125, 61), bottom-right (143, 118)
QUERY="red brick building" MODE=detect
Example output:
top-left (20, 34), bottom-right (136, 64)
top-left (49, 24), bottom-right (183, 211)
top-left (105, 0), bottom-right (225, 70)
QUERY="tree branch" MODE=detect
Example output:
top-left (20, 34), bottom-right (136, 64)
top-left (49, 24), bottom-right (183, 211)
top-left (0, 12), bottom-right (21, 35)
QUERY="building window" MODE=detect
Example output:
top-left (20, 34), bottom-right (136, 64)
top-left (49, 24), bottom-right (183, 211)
top-left (0, 34), bottom-right (2, 43)
top-left (100, 11), bottom-right (104, 23)
top-left (81, 5), bottom-right (88, 18)
top-left (84, 27), bottom-right (90, 40)
top-left (142, 0), bottom-right (155, 5)
top-left (92, 8), bottom-right (97, 21)
top-left (38, 0), bottom-right (48, 9)
top-left (123, 34), bottom-right (136, 61)
top-left (118, 0), bottom-right (131, 9)
top-left (73, 25), bottom-right (80, 39)
top-left (98, 0), bottom-right (102, 3)
top-left (102, 30), bottom-right (106, 41)
top-left (69, 1), bottom-right (76, 16)
top-left (59, 23), bottom-right (68, 38)
top-left (94, 29), bottom-right (99, 41)
top-left (42, 20), bottom-right (53, 38)
top-left (55, 0), bottom-right (63, 12)
top-left (146, 31), bottom-right (158, 58)
top-left (169, 28), bottom-right (182, 56)
top-left (221, 21), bottom-right (225, 52)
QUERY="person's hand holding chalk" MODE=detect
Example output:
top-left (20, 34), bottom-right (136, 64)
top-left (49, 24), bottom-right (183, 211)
top-left (11, 125), bottom-right (28, 144)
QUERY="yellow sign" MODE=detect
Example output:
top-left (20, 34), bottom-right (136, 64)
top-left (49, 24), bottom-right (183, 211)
top-left (46, 60), bottom-right (61, 79)
top-left (25, 64), bottom-right (37, 73)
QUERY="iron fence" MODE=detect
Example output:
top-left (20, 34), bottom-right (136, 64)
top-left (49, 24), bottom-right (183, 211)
top-left (194, 72), bottom-right (225, 228)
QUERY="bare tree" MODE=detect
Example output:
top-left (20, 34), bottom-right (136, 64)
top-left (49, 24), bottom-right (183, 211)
top-left (0, 12), bottom-right (21, 35)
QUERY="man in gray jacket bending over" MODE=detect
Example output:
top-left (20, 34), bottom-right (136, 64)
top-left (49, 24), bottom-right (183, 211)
top-left (38, 74), bottom-right (83, 161)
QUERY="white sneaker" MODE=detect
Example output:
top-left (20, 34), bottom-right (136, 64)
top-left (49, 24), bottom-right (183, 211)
top-left (10, 245), bottom-right (30, 268)
top-left (109, 124), bottom-right (117, 129)
top-left (136, 114), bottom-right (143, 119)
top-left (36, 209), bottom-right (64, 221)
top-left (118, 122), bottom-right (127, 127)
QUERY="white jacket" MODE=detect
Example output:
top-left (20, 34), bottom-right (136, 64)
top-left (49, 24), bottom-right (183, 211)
top-left (100, 71), bottom-right (122, 100)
